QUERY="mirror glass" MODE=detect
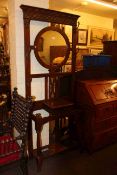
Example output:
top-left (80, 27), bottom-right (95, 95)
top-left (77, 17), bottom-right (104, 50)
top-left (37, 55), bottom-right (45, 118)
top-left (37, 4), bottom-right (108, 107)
top-left (34, 27), bottom-right (70, 69)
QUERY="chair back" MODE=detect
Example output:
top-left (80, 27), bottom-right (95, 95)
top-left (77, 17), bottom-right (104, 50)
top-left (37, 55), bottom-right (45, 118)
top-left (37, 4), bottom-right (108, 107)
top-left (0, 88), bottom-right (33, 175)
top-left (11, 88), bottom-right (32, 135)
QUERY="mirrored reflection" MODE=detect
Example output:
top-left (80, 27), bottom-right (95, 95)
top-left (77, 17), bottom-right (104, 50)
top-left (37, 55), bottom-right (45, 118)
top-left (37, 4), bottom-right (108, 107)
top-left (37, 30), bottom-right (67, 66)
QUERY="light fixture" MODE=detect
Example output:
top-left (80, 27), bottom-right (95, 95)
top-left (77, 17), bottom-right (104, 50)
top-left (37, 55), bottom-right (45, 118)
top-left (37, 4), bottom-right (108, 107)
top-left (87, 0), bottom-right (117, 9)
top-left (81, 1), bottom-right (88, 6)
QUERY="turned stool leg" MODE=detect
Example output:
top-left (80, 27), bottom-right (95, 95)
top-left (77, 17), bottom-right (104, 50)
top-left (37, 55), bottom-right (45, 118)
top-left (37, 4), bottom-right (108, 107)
top-left (33, 113), bottom-right (43, 172)
top-left (36, 131), bottom-right (43, 172)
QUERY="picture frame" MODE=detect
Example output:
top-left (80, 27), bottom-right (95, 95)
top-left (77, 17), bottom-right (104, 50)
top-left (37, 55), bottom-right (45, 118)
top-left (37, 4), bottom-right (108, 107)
top-left (90, 48), bottom-right (103, 55)
top-left (88, 26), bottom-right (114, 47)
top-left (77, 29), bottom-right (88, 45)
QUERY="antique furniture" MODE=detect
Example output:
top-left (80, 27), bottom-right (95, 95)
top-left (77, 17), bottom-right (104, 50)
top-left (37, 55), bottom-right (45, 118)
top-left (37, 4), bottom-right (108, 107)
top-left (76, 79), bottom-right (117, 152)
top-left (103, 41), bottom-right (117, 68)
top-left (0, 88), bottom-right (33, 175)
top-left (20, 4), bottom-right (80, 169)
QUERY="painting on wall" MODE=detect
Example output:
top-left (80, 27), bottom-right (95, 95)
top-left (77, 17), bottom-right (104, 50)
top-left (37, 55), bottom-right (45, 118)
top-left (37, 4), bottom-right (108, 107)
top-left (77, 29), bottom-right (88, 45)
top-left (89, 27), bottom-right (114, 47)
top-left (90, 48), bottom-right (103, 55)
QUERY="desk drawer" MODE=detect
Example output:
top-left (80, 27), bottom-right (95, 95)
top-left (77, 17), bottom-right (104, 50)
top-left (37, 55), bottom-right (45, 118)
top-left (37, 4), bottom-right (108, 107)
top-left (92, 127), bottom-right (117, 151)
top-left (96, 104), bottom-right (113, 121)
top-left (94, 115), bottom-right (117, 132)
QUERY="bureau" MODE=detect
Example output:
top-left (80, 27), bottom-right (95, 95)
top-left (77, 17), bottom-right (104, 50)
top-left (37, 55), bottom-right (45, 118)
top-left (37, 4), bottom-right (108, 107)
top-left (76, 79), bottom-right (117, 152)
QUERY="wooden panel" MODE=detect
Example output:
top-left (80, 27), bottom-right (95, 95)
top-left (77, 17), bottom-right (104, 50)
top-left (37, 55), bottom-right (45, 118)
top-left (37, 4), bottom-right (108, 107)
top-left (94, 115), bottom-right (117, 132)
top-left (20, 5), bottom-right (79, 26)
top-left (103, 41), bottom-right (117, 66)
top-left (84, 80), bottom-right (117, 104)
top-left (96, 104), bottom-right (113, 121)
top-left (76, 79), bottom-right (117, 152)
top-left (92, 127), bottom-right (117, 150)
top-left (89, 84), bottom-right (107, 101)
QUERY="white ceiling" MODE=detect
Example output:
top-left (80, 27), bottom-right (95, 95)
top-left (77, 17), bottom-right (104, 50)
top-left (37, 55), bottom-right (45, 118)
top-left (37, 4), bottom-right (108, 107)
top-left (49, 0), bottom-right (117, 19)
top-left (0, 0), bottom-right (117, 26)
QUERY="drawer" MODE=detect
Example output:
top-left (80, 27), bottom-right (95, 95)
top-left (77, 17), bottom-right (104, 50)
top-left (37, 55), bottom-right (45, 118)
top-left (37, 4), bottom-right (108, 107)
top-left (94, 115), bottom-right (117, 132)
top-left (96, 104), bottom-right (113, 121)
top-left (92, 127), bottom-right (117, 151)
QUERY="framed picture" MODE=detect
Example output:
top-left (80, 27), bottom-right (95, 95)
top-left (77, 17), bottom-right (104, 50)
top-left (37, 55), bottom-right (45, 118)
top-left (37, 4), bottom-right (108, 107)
top-left (90, 48), bottom-right (103, 55)
top-left (89, 26), bottom-right (114, 47)
top-left (77, 29), bottom-right (88, 45)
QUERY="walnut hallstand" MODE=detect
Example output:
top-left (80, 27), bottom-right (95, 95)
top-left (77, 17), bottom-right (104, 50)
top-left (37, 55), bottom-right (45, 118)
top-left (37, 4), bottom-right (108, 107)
top-left (20, 4), bottom-right (80, 170)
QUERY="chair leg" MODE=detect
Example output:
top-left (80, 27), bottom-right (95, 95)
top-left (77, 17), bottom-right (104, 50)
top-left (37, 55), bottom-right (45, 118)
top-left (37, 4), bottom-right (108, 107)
top-left (20, 156), bottom-right (28, 175)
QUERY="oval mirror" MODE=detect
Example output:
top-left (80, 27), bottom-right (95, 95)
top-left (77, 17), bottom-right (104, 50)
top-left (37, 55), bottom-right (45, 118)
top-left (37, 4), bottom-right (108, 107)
top-left (34, 26), bottom-right (70, 69)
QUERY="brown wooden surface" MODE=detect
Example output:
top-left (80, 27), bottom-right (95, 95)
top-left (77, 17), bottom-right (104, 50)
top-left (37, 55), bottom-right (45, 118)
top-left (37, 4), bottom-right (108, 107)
top-left (44, 98), bottom-right (74, 109)
top-left (20, 5), bottom-right (79, 26)
top-left (103, 41), bottom-right (117, 67)
top-left (76, 79), bottom-right (117, 152)
top-left (21, 5), bottom-right (80, 170)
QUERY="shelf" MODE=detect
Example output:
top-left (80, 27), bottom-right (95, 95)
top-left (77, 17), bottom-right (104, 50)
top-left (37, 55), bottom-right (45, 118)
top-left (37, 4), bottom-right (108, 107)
top-left (33, 139), bottom-right (78, 159)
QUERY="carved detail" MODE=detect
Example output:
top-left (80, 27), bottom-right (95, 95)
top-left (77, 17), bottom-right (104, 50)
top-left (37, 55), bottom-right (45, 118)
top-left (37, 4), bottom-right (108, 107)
top-left (20, 5), bottom-right (79, 26)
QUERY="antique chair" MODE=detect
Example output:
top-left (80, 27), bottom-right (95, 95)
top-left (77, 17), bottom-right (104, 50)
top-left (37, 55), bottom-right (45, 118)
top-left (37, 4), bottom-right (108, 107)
top-left (0, 87), bottom-right (33, 175)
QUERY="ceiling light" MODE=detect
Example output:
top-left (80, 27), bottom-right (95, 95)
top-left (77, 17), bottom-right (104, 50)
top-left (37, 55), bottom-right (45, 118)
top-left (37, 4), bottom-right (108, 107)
top-left (81, 1), bottom-right (88, 6)
top-left (87, 0), bottom-right (117, 9)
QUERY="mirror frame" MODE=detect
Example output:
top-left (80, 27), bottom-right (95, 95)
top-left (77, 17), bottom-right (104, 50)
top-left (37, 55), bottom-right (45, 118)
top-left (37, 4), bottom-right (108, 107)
top-left (34, 26), bottom-right (70, 69)
top-left (20, 4), bottom-right (80, 99)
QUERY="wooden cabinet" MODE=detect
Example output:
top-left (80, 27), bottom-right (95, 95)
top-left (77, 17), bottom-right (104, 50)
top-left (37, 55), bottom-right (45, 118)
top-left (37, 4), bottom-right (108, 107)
top-left (76, 79), bottom-right (117, 152)
top-left (103, 41), bottom-right (117, 67)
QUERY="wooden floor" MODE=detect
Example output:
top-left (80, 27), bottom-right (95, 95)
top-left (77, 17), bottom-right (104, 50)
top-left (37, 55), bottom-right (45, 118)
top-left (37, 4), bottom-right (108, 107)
top-left (1, 142), bottom-right (117, 175)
